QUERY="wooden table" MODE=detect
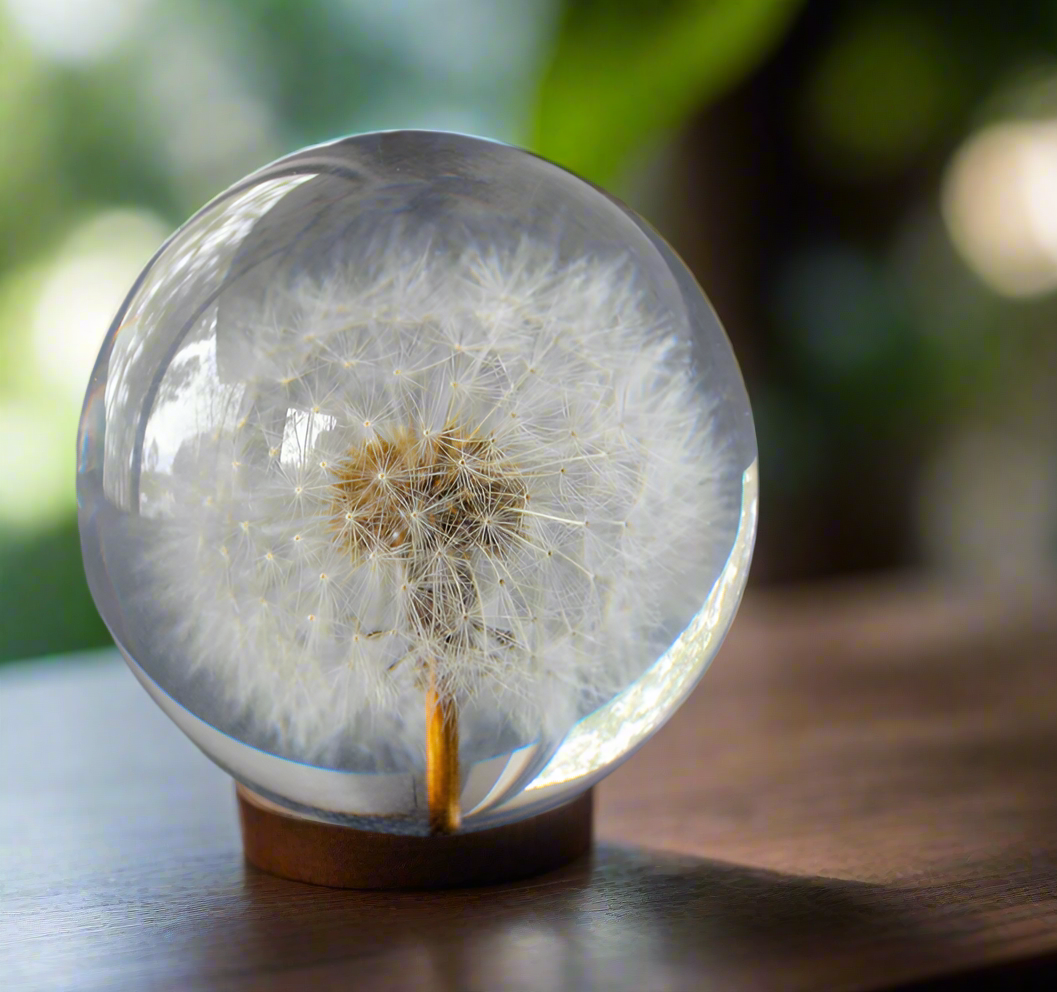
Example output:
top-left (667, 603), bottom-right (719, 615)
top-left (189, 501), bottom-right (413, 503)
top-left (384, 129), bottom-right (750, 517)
top-left (3, 578), bottom-right (1057, 991)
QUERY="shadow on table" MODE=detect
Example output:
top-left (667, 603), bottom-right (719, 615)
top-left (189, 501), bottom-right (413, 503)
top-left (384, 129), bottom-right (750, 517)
top-left (175, 842), bottom-right (1007, 991)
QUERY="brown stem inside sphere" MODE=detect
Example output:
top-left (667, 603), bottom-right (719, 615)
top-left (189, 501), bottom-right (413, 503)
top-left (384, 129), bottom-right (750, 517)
top-left (426, 676), bottom-right (461, 834)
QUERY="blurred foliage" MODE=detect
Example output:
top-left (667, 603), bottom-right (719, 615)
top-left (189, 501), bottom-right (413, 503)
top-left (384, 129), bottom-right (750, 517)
top-left (532, 0), bottom-right (807, 183)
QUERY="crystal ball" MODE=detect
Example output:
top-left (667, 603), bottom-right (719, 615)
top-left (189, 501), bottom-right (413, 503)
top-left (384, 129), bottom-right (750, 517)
top-left (77, 130), bottom-right (757, 834)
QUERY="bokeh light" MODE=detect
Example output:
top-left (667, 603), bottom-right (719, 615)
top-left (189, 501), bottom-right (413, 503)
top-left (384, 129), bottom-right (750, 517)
top-left (31, 210), bottom-right (171, 405)
top-left (3, 0), bottom-right (153, 65)
top-left (942, 118), bottom-right (1057, 298)
top-left (0, 210), bottom-right (168, 529)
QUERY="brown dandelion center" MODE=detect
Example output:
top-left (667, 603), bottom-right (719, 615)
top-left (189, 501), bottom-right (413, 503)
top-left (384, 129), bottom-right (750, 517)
top-left (328, 424), bottom-right (527, 564)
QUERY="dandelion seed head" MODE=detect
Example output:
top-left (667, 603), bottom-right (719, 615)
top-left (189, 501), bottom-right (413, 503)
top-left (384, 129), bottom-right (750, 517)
top-left (108, 199), bottom-right (743, 777)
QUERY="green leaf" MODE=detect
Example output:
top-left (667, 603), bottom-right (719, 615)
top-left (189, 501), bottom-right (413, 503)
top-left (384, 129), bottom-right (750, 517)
top-left (530, 0), bottom-right (806, 185)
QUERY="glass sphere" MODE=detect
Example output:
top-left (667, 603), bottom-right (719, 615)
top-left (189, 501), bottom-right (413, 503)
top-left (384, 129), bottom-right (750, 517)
top-left (77, 130), bottom-right (757, 834)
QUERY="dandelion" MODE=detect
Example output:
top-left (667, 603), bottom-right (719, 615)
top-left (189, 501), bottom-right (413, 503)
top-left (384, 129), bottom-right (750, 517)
top-left (143, 234), bottom-right (722, 832)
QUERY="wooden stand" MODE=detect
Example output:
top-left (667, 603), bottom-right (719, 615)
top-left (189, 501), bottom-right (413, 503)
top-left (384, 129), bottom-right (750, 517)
top-left (236, 784), bottom-right (593, 889)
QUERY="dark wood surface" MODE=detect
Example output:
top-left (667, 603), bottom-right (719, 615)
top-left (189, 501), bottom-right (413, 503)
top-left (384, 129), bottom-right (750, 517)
top-left (3, 578), bottom-right (1057, 992)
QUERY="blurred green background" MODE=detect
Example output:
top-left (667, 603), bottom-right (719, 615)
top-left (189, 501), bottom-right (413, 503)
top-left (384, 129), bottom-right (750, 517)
top-left (1, 0), bottom-right (1055, 662)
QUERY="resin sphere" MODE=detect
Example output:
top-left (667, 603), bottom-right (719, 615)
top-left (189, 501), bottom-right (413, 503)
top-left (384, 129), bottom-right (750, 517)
top-left (77, 130), bottom-right (757, 834)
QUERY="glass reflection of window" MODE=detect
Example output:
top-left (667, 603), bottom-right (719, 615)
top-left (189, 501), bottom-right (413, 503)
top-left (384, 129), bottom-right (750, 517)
top-left (103, 176), bottom-right (316, 512)
top-left (280, 407), bottom-right (337, 467)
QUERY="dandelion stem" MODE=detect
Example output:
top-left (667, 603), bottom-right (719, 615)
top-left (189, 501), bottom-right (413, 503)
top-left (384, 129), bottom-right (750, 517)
top-left (426, 671), bottom-right (460, 834)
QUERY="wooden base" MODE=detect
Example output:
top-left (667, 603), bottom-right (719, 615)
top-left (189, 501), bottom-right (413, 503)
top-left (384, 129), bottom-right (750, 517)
top-left (236, 784), bottom-right (594, 889)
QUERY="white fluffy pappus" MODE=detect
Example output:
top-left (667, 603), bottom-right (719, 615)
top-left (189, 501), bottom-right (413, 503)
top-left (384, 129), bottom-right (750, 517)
top-left (139, 235), bottom-right (724, 769)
